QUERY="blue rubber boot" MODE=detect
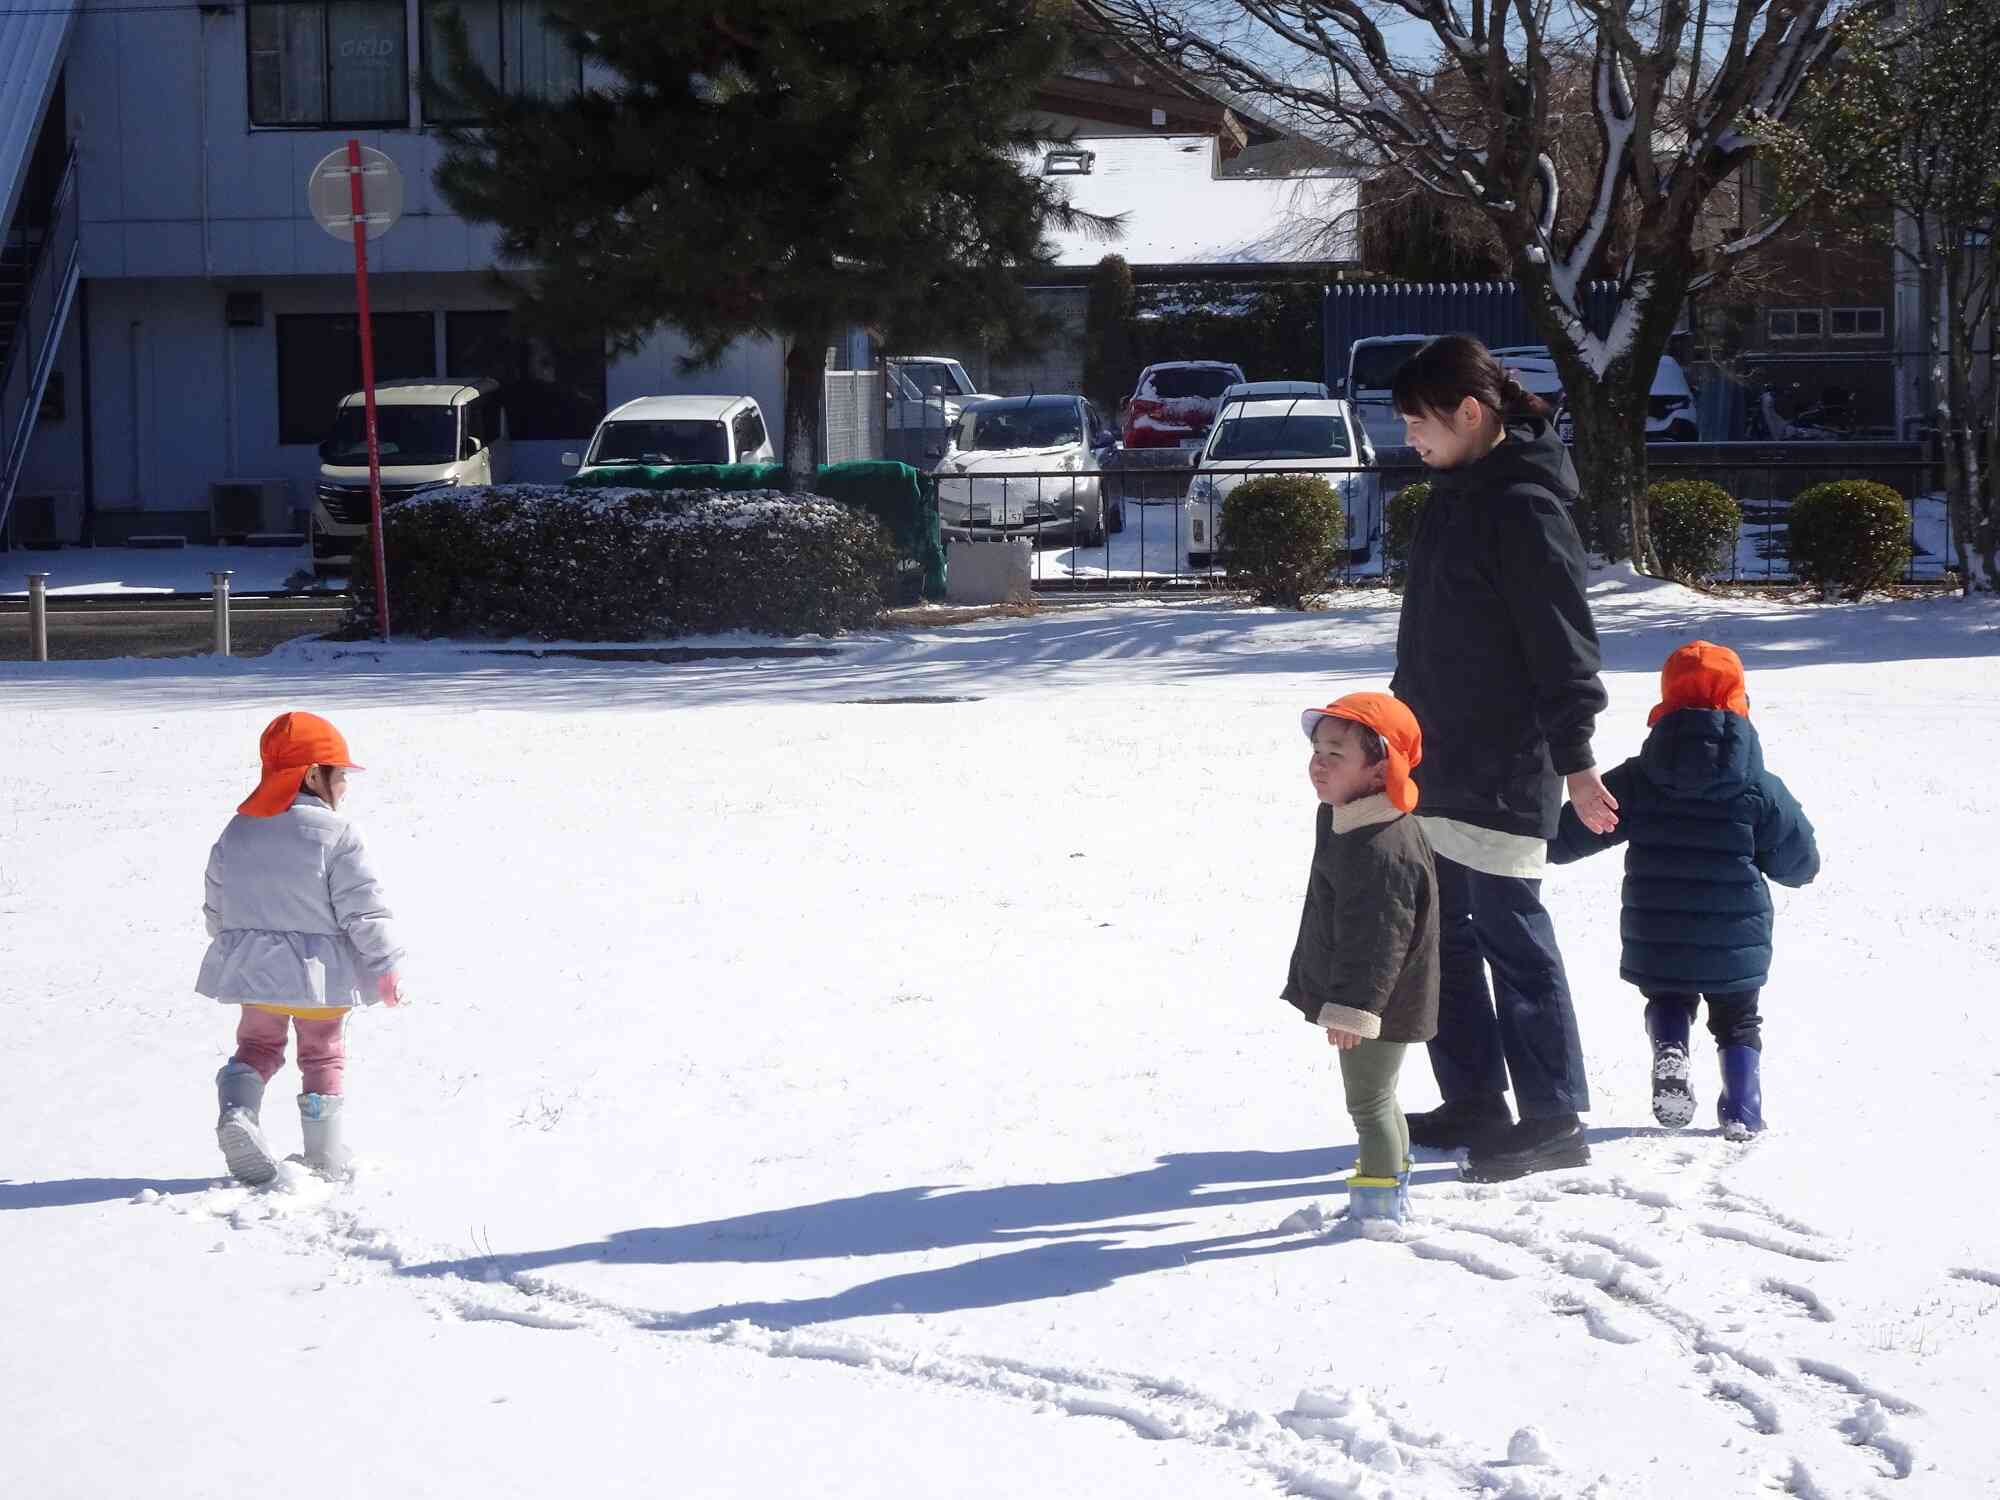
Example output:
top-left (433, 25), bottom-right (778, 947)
top-left (1717, 1046), bottom-right (1765, 1140)
top-left (1395, 1158), bottom-right (1413, 1219)
top-left (1348, 1176), bottom-right (1405, 1227)
top-left (1645, 1001), bottom-right (1697, 1130)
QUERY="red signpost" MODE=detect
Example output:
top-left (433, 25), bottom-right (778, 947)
top-left (345, 140), bottom-right (391, 642)
top-left (307, 143), bottom-right (404, 643)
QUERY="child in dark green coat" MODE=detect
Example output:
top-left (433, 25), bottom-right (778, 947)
top-left (1283, 693), bottom-right (1440, 1224)
top-left (1550, 642), bottom-right (1819, 1138)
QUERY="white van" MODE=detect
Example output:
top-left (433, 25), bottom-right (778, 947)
top-left (564, 395), bottom-right (777, 474)
top-left (312, 378), bottom-right (510, 576)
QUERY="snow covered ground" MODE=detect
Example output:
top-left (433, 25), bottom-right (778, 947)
top-left (0, 544), bottom-right (319, 596)
top-left (5, 571), bottom-right (1999, 1498)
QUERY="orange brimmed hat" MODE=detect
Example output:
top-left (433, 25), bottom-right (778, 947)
top-left (1648, 641), bottom-right (1751, 728)
top-left (239, 711), bottom-right (362, 816)
top-left (1301, 691), bottom-right (1424, 813)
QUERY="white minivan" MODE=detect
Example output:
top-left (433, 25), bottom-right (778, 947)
top-left (312, 378), bottom-right (509, 576)
top-left (565, 395), bottom-right (777, 475)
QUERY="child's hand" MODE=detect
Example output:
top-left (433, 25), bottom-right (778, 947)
top-left (1326, 1027), bottom-right (1362, 1051)
top-left (377, 972), bottom-right (405, 1008)
top-left (1566, 769), bottom-right (1621, 834)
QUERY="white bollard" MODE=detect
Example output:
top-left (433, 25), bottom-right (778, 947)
top-left (26, 572), bottom-right (49, 661)
top-left (211, 570), bottom-right (234, 656)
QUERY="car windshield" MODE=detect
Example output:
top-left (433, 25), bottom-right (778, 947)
top-left (591, 419), bottom-right (730, 466)
top-left (955, 406), bottom-right (1081, 451)
top-left (324, 406), bottom-right (458, 466)
top-left (1349, 343), bottom-right (1423, 393)
top-left (1145, 367), bottom-right (1234, 400)
top-left (1209, 414), bottom-right (1352, 461)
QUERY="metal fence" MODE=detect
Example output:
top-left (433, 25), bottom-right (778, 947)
top-left (926, 454), bottom-right (1960, 592)
top-left (821, 367), bottom-right (886, 466)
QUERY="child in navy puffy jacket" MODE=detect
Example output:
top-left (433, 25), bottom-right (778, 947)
top-left (1549, 642), bottom-right (1818, 1138)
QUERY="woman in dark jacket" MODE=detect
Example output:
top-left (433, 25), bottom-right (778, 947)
top-left (1388, 336), bottom-right (1616, 1181)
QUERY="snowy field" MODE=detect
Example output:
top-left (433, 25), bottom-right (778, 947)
top-left (4, 571), bottom-right (1999, 1498)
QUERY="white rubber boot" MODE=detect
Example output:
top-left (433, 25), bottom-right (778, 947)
top-left (299, 1093), bottom-right (352, 1176)
top-left (216, 1062), bottom-right (279, 1186)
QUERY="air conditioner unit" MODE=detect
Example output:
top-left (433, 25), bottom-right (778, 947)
top-left (209, 478), bottom-right (292, 542)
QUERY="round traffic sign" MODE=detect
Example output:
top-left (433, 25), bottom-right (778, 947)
top-left (307, 145), bottom-right (404, 243)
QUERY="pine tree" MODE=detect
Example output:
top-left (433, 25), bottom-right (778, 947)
top-left (433, 0), bottom-right (1112, 491)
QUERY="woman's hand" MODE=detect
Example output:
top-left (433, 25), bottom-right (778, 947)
top-left (1566, 769), bottom-right (1621, 835)
top-left (1326, 1027), bottom-right (1362, 1051)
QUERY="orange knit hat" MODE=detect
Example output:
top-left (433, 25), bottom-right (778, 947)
top-left (1301, 691), bottom-right (1425, 813)
top-left (1648, 641), bottom-right (1751, 728)
top-left (239, 711), bottom-right (363, 816)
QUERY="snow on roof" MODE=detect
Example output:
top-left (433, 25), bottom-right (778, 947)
top-left (1039, 135), bottom-right (1358, 270)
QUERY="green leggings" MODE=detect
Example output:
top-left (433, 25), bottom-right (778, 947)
top-left (1338, 1039), bottom-right (1410, 1179)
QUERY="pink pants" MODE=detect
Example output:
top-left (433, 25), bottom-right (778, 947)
top-left (232, 1007), bottom-right (347, 1095)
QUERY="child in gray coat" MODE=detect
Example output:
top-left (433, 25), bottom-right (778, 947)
top-left (198, 711), bottom-right (404, 1184)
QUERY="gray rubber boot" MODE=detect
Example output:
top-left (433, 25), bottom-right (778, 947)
top-left (215, 1062), bottom-right (279, 1186)
top-left (299, 1093), bottom-right (352, 1176)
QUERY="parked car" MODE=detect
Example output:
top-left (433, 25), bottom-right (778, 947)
top-left (1120, 360), bottom-right (1247, 449)
top-left (935, 394), bottom-right (1119, 544)
top-left (1336, 335), bottom-right (1431, 453)
top-left (1183, 398), bottom-right (1377, 569)
top-left (563, 395), bottom-right (776, 474)
top-left (885, 355), bottom-right (989, 464)
top-left (1218, 379), bottom-right (1330, 406)
top-left (312, 378), bottom-right (509, 576)
top-left (1495, 346), bottom-right (1700, 443)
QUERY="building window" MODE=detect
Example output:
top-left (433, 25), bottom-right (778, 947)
top-left (444, 310), bottom-right (606, 441)
top-left (1829, 307), bottom-right (1885, 339)
top-left (277, 312), bottom-right (438, 444)
top-left (1767, 308), bottom-right (1824, 341)
top-left (422, 0), bottom-right (581, 123)
top-left (249, 1), bottom-right (410, 128)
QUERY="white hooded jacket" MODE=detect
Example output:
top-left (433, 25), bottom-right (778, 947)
top-left (196, 793), bottom-right (404, 1007)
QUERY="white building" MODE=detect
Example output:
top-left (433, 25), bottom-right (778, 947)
top-left (1, 0), bottom-right (791, 544)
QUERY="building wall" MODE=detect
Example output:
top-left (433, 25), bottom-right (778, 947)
top-left (16, 273), bottom-right (787, 538)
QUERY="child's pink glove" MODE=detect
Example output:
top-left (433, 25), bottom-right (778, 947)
top-left (377, 972), bottom-right (405, 1008)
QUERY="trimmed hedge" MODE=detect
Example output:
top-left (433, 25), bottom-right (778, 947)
top-left (1786, 480), bottom-right (1912, 599)
top-left (1384, 480), bottom-right (1430, 586)
top-left (572, 459), bottom-right (944, 602)
top-left (1645, 479), bottom-right (1742, 584)
top-left (342, 485), bottom-right (898, 641)
top-left (1218, 473), bottom-right (1345, 609)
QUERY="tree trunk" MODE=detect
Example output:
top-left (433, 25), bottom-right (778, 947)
top-left (1565, 378), bottom-right (1657, 572)
top-left (782, 334), bottom-right (828, 496)
top-left (1939, 240), bottom-right (1989, 587)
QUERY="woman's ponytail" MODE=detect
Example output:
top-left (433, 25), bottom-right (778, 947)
top-left (1392, 335), bottom-right (1552, 424)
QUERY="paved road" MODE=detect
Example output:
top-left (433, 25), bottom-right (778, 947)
top-left (0, 598), bottom-right (348, 662)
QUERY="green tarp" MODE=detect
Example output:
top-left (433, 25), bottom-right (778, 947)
top-left (570, 460), bottom-right (945, 602)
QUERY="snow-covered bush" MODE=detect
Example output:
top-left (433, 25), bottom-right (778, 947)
top-left (1384, 480), bottom-right (1431, 588)
top-left (1219, 473), bottom-right (1345, 609)
top-left (343, 485), bottom-right (898, 640)
top-left (1785, 480), bottom-right (1912, 600)
top-left (1645, 479), bottom-right (1741, 584)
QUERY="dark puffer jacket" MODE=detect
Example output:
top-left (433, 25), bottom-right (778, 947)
top-left (1282, 798), bottom-right (1440, 1043)
top-left (1549, 709), bottom-right (1819, 993)
top-left (1392, 420), bottom-right (1607, 839)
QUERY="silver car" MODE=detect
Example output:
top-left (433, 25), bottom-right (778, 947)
top-left (935, 395), bottom-right (1119, 545)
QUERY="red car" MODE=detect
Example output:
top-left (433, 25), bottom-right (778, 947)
top-left (1119, 361), bottom-right (1248, 449)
